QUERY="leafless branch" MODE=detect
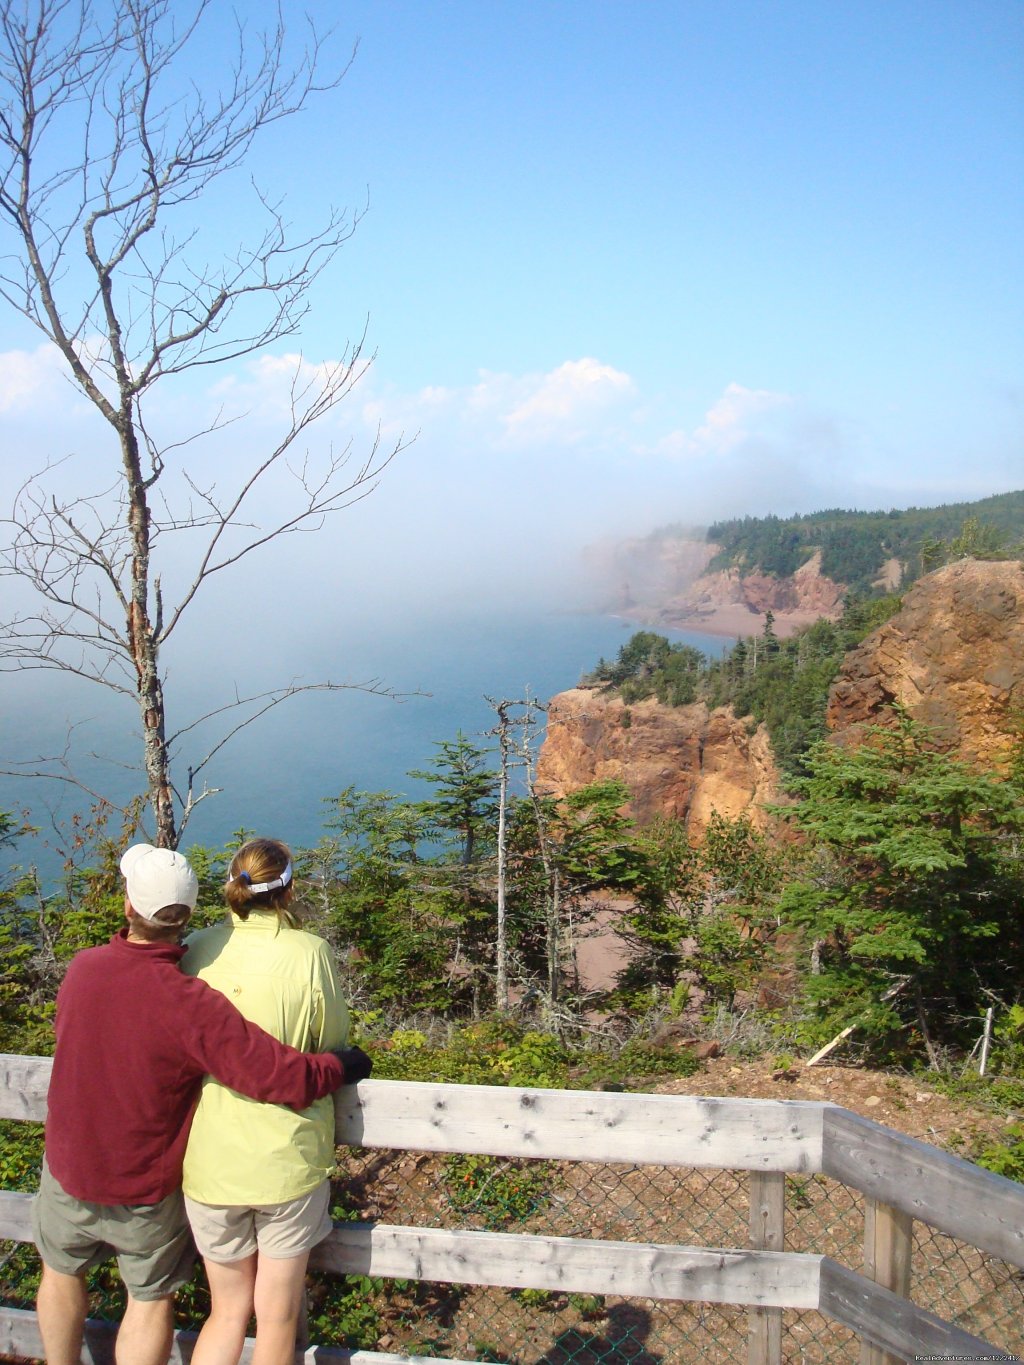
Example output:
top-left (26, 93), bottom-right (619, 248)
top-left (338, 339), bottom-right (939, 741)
top-left (0, 2), bottom-right (400, 846)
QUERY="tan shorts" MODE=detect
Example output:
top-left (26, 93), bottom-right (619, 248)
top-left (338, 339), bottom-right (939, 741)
top-left (32, 1159), bottom-right (195, 1301)
top-left (184, 1181), bottom-right (332, 1263)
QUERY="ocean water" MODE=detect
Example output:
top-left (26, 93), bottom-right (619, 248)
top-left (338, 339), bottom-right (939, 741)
top-left (1, 608), bottom-right (726, 875)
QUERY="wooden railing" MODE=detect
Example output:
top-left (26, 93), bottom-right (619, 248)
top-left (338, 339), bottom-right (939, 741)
top-left (1, 1052), bottom-right (1022, 1364)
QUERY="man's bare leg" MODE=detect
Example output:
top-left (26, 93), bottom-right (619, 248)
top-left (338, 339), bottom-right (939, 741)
top-left (115, 1293), bottom-right (175, 1365)
top-left (36, 1263), bottom-right (87, 1365)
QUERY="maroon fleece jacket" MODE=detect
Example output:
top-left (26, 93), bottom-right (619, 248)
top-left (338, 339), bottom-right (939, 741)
top-left (45, 930), bottom-right (344, 1205)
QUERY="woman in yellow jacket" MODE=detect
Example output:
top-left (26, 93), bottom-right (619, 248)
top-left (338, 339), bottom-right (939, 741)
top-left (181, 838), bottom-right (371, 1365)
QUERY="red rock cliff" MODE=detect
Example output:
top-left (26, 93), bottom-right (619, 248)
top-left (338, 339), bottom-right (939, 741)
top-left (827, 557), bottom-right (1024, 767)
top-left (536, 689), bottom-right (781, 835)
top-left (586, 532), bottom-right (847, 639)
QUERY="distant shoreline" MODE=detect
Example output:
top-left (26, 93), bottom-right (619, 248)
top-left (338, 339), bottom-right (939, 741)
top-left (611, 603), bottom-right (835, 641)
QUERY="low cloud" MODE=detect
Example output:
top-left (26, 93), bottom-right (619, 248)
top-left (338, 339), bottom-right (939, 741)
top-left (500, 358), bottom-right (636, 445)
top-left (0, 343), bottom-right (73, 413)
top-left (649, 383), bottom-right (793, 460)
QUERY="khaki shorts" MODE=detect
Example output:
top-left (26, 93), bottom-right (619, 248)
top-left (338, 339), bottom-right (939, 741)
top-left (32, 1160), bottom-right (195, 1301)
top-left (184, 1181), bottom-right (332, 1263)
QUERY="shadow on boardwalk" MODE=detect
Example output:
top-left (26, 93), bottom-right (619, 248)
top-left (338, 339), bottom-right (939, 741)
top-left (533, 1305), bottom-right (662, 1365)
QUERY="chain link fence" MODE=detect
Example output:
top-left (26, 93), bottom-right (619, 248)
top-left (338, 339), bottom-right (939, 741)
top-left (6, 1139), bottom-right (1021, 1362)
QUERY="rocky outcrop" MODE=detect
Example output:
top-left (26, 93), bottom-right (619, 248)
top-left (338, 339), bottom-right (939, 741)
top-left (827, 558), bottom-right (1024, 767)
top-left (662, 550), bottom-right (846, 637)
top-left (536, 688), bottom-right (781, 835)
top-left (586, 533), bottom-right (846, 639)
top-left (544, 558), bottom-right (1024, 838)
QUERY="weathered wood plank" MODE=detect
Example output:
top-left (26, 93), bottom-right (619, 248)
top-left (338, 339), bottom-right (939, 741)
top-left (747, 1171), bottom-right (784, 1365)
top-left (0, 1190), bottom-right (820, 1311)
top-left (0, 1188), bottom-right (32, 1240)
top-left (0, 1054), bottom-right (50, 1122)
top-left (0, 1055), bottom-right (827, 1169)
top-left (860, 1199), bottom-right (913, 1365)
top-left (334, 1077), bottom-right (826, 1170)
top-left (0, 1307), bottom-right (466, 1364)
top-left (818, 1257), bottom-right (1006, 1361)
top-left (822, 1107), bottom-right (1024, 1270)
top-left (310, 1222), bottom-right (823, 1309)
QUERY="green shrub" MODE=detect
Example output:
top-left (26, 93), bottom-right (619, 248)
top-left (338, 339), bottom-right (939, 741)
top-left (0, 1121), bottom-right (44, 1190)
top-left (443, 1154), bottom-right (554, 1229)
top-left (973, 1123), bottom-right (1024, 1184)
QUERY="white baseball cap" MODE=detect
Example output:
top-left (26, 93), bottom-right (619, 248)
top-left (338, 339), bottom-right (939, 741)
top-left (119, 844), bottom-right (199, 920)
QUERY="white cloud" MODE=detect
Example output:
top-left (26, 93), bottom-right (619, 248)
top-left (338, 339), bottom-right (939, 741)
top-left (0, 343), bottom-right (73, 413)
top-left (650, 383), bottom-right (793, 460)
top-left (501, 358), bottom-right (636, 444)
top-left (349, 358), bottom-right (639, 452)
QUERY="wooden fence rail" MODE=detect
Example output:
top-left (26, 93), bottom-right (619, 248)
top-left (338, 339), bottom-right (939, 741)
top-left (1, 1054), bottom-right (1022, 1365)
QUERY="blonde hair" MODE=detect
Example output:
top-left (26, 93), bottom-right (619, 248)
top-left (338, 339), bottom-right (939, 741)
top-left (224, 838), bottom-right (299, 926)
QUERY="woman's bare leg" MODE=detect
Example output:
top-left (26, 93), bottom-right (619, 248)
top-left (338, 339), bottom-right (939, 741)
top-left (190, 1254), bottom-right (257, 1365)
top-left (251, 1252), bottom-right (311, 1365)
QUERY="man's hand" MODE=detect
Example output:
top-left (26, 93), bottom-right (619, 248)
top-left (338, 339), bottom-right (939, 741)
top-left (332, 1045), bottom-right (373, 1085)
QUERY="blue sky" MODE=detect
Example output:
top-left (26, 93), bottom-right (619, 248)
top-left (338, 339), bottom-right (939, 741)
top-left (0, 0), bottom-right (1022, 851)
top-left (1, 0), bottom-right (1022, 607)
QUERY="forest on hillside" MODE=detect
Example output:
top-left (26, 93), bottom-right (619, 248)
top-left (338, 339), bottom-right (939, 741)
top-left (695, 489), bottom-right (1024, 593)
top-left (584, 593), bottom-right (904, 778)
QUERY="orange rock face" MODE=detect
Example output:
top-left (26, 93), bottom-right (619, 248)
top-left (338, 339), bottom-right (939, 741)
top-left (536, 688), bottom-right (781, 835)
top-left (827, 558), bottom-right (1024, 768)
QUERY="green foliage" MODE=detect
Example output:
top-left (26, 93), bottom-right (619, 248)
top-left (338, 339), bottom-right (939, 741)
top-left (306, 1273), bottom-right (383, 1349)
top-left (619, 812), bottom-right (787, 1007)
top-left (574, 1039), bottom-right (701, 1088)
top-left (990, 1004), bottom-right (1024, 1078)
top-left (705, 490), bottom-right (1024, 594)
top-left (705, 597), bottom-right (904, 780)
top-left (408, 732), bottom-right (498, 866)
top-left (312, 787), bottom-right (458, 1012)
top-left (443, 1153), bottom-right (554, 1229)
top-left (514, 1288), bottom-right (555, 1308)
top-left (777, 711), bottom-right (1024, 1058)
top-left (583, 631), bottom-right (706, 706)
top-left (309, 738), bottom-right (503, 1014)
top-left (568, 1293), bottom-right (607, 1320)
top-left (583, 595), bottom-right (905, 785)
top-left (0, 801), bottom-right (141, 1052)
top-left (0, 1121), bottom-right (43, 1190)
top-left (972, 1124), bottom-right (1024, 1184)
top-left (920, 516), bottom-right (1014, 573)
top-left (369, 1017), bottom-right (572, 1087)
top-left (504, 778), bottom-right (649, 1006)
top-left (365, 1016), bottom-right (706, 1092)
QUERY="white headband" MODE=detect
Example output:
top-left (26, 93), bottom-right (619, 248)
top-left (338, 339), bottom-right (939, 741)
top-left (228, 861), bottom-right (293, 895)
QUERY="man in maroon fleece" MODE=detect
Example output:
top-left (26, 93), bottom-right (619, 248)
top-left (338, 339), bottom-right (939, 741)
top-left (33, 844), bottom-right (366, 1365)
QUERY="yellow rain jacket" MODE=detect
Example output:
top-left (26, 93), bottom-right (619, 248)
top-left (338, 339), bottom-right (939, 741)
top-left (181, 912), bottom-right (349, 1206)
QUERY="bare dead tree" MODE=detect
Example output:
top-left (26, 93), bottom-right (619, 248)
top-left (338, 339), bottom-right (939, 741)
top-left (488, 698), bottom-right (570, 1021)
top-left (484, 695), bottom-right (538, 1013)
top-left (0, 0), bottom-right (407, 846)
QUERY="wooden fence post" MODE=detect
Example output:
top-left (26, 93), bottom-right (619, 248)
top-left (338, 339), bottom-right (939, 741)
top-left (860, 1197), bottom-right (913, 1365)
top-left (748, 1170), bottom-right (785, 1365)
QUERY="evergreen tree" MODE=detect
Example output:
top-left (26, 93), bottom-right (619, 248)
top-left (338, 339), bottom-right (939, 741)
top-left (621, 813), bottom-right (785, 1009)
top-left (778, 712), bottom-right (1024, 1062)
top-left (314, 788), bottom-right (455, 1012)
top-left (409, 733), bottom-right (498, 866)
